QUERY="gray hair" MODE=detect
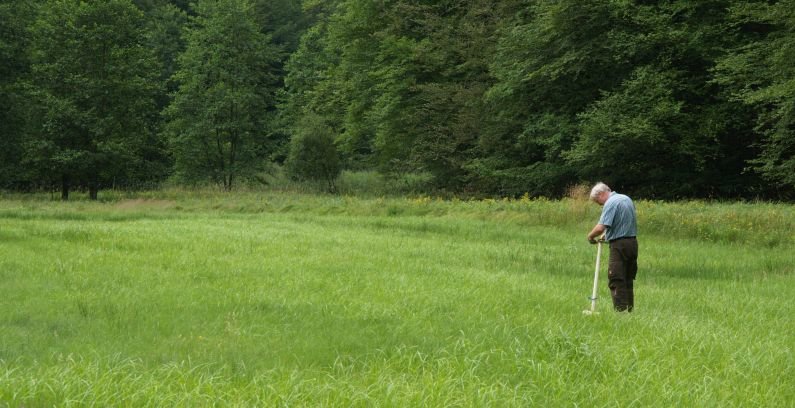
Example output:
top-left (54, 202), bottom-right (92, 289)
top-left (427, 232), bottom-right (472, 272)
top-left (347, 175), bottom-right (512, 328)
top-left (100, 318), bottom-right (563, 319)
top-left (589, 182), bottom-right (611, 201)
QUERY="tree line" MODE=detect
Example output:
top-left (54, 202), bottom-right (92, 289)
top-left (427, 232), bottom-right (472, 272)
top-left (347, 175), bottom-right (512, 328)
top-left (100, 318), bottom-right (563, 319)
top-left (1, 0), bottom-right (793, 200)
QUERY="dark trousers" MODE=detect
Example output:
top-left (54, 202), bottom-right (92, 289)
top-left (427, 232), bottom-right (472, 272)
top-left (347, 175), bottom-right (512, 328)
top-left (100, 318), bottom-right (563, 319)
top-left (608, 238), bottom-right (638, 312)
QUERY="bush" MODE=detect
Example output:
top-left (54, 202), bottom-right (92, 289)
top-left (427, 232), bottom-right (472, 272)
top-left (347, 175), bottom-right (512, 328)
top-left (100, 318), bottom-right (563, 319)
top-left (285, 115), bottom-right (341, 193)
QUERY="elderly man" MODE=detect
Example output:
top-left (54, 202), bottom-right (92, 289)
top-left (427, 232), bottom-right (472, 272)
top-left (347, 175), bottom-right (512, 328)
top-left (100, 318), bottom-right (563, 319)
top-left (587, 182), bottom-right (638, 312)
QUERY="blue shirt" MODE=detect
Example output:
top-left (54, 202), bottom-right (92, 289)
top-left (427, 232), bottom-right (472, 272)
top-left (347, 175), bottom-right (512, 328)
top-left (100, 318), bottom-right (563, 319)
top-left (599, 192), bottom-right (637, 241)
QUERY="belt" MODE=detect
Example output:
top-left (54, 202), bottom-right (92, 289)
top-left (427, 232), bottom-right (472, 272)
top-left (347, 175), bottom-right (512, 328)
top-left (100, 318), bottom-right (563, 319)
top-left (609, 236), bottom-right (636, 243)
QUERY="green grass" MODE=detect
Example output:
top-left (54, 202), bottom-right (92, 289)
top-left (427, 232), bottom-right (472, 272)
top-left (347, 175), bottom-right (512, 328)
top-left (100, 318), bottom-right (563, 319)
top-left (0, 192), bottom-right (793, 406)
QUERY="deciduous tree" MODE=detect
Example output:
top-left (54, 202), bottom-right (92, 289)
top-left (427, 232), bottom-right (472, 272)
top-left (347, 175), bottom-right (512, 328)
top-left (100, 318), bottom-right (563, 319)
top-left (0, 2), bottom-right (35, 188)
top-left (715, 0), bottom-right (795, 194)
top-left (27, 0), bottom-right (160, 199)
top-left (164, 0), bottom-right (280, 190)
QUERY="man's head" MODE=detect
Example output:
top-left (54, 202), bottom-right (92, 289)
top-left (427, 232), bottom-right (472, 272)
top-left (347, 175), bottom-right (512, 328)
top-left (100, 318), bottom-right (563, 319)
top-left (590, 182), bottom-right (611, 205)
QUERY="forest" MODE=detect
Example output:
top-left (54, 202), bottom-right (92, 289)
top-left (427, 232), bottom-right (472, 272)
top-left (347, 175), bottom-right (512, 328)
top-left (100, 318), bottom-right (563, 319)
top-left (1, 0), bottom-right (793, 200)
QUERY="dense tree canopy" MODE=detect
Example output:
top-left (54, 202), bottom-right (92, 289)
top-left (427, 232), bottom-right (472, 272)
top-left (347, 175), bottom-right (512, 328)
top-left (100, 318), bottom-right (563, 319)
top-left (715, 0), bottom-right (795, 192)
top-left (26, 0), bottom-right (160, 199)
top-left (0, 2), bottom-right (34, 188)
top-left (164, 0), bottom-right (280, 190)
top-left (2, 0), bottom-right (794, 199)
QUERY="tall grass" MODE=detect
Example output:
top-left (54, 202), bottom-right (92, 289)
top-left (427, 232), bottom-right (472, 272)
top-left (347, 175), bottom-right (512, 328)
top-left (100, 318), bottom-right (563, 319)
top-left (2, 189), bottom-right (792, 246)
top-left (0, 192), bottom-right (793, 406)
top-left (241, 168), bottom-right (433, 197)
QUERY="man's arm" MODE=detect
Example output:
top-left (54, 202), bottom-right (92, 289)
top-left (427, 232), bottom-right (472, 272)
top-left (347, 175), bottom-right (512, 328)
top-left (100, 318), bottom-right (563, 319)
top-left (587, 224), bottom-right (606, 243)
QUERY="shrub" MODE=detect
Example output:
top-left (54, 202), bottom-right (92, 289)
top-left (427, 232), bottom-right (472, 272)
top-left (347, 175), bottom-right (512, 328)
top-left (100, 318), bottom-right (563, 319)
top-left (285, 114), bottom-right (341, 193)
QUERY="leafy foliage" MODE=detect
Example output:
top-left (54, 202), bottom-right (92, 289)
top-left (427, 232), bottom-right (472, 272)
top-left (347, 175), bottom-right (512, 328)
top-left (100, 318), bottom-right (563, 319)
top-left (570, 67), bottom-right (701, 197)
top-left (164, 0), bottom-right (280, 190)
top-left (285, 114), bottom-right (341, 192)
top-left (2, 0), bottom-right (795, 198)
top-left (714, 0), bottom-right (795, 191)
top-left (0, 2), bottom-right (34, 188)
top-left (26, 0), bottom-right (160, 199)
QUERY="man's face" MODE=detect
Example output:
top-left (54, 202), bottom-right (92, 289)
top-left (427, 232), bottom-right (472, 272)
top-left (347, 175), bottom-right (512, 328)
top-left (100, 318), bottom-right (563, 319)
top-left (594, 191), bottom-right (609, 206)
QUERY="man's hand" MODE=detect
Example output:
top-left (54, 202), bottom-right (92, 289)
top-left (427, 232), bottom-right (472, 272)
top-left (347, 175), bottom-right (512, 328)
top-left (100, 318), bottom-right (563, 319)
top-left (587, 224), bottom-right (607, 244)
top-left (587, 234), bottom-right (605, 244)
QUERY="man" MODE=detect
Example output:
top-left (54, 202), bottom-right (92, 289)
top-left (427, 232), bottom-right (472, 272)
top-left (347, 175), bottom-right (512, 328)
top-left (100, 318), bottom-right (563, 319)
top-left (587, 182), bottom-right (638, 312)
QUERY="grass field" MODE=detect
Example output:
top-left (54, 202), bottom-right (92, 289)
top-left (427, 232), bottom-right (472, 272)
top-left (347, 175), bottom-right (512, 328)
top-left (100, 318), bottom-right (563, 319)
top-left (1, 191), bottom-right (793, 406)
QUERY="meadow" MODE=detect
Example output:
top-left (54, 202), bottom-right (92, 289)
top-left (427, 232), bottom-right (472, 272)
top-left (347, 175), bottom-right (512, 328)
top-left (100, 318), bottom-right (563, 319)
top-left (0, 191), bottom-right (793, 406)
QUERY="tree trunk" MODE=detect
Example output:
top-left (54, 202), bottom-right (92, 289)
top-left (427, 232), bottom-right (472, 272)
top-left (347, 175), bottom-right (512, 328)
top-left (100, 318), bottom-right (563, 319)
top-left (327, 177), bottom-right (337, 194)
top-left (225, 173), bottom-right (234, 191)
top-left (89, 176), bottom-right (99, 200)
top-left (61, 175), bottom-right (70, 201)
